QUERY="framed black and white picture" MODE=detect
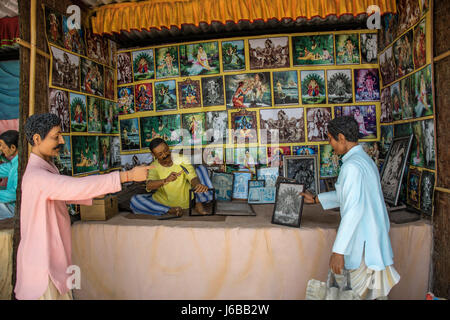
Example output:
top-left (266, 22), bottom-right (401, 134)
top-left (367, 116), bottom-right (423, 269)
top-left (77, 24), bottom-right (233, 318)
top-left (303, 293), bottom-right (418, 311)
top-left (211, 171), bottom-right (234, 201)
top-left (272, 182), bottom-right (305, 228)
top-left (380, 135), bottom-right (413, 206)
top-left (283, 155), bottom-right (320, 195)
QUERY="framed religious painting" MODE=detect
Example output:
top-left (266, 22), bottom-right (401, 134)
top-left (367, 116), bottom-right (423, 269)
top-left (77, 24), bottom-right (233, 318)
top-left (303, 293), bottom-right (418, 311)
top-left (69, 92), bottom-right (87, 132)
top-left (259, 108), bottom-right (305, 144)
top-left (354, 68), bottom-right (380, 102)
top-left (396, 0), bottom-right (420, 36)
top-left (222, 40), bottom-right (245, 72)
top-left (178, 78), bottom-right (201, 109)
top-left (109, 40), bottom-right (118, 67)
top-left (400, 76), bottom-right (414, 120)
top-left (54, 135), bottom-right (72, 176)
top-left (181, 112), bottom-right (206, 146)
top-left (50, 46), bottom-right (80, 92)
top-left (293, 145), bottom-right (318, 156)
top-left (104, 67), bottom-right (115, 100)
top-left (413, 19), bottom-right (427, 70)
top-left (379, 46), bottom-right (396, 86)
top-left (110, 136), bottom-right (121, 168)
top-left (134, 83), bottom-right (153, 112)
top-left (300, 70), bottom-right (326, 104)
top-left (411, 65), bottom-right (433, 118)
top-left (234, 147), bottom-right (258, 171)
top-left (292, 34), bottom-right (334, 66)
top-left (87, 97), bottom-right (103, 133)
top-left (205, 111), bottom-right (228, 145)
top-left (379, 125), bottom-right (394, 159)
top-left (360, 33), bottom-right (378, 64)
top-left (380, 87), bottom-right (393, 123)
top-left (248, 186), bottom-right (276, 204)
top-left (394, 122), bottom-right (412, 138)
top-left (71, 135), bottom-right (99, 175)
top-left (380, 13), bottom-right (397, 50)
top-left (248, 37), bottom-right (289, 69)
top-left (283, 155), bottom-right (320, 195)
top-left (154, 80), bottom-right (177, 111)
top-left (98, 136), bottom-right (111, 172)
top-left (410, 121), bottom-right (425, 167)
top-left (155, 46), bottom-right (180, 79)
top-left (120, 153), bottom-right (154, 171)
top-left (117, 52), bottom-right (132, 85)
top-left (203, 147), bottom-right (224, 166)
top-left (335, 33), bottom-right (360, 65)
top-left (380, 135), bottom-right (413, 206)
top-left (421, 119), bottom-right (435, 170)
top-left (225, 72), bottom-right (272, 108)
top-left (44, 6), bottom-right (63, 47)
top-left (201, 76), bottom-right (224, 107)
top-left (306, 107), bottom-right (332, 142)
top-left (211, 172), bottom-right (234, 201)
top-left (179, 41), bottom-right (220, 76)
top-left (256, 167), bottom-right (279, 187)
top-left (360, 142), bottom-right (381, 166)
top-left (230, 109), bottom-right (258, 144)
top-left (334, 105), bottom-right (377, 140)
top-left (140, 115), bottom-right (181, 148)
top-left (117, 86), bottom-right (135, 115)
top-left (49, 89), bottom-right (70, 133)
top-left (132, 49), bottom-right (155, 81)
top-left (248, 179), bottom-right (265, 189)
top-left (393, 30), bottom-right (415, 79)
top-left (319, 144), bottom-right (342, 178)
top-left (327, 69), bottom-right (353, 104)
top-left (103, 101), bottom-right (119, 134)
top-left (391, 82), bottom-right (402, 121)
top-left (272, 182), bottom-right (305, 228)
top-left (61, 15), bottom-right (85, 56)
top-left (407, 168), bottom-right (422, 210)
top-left (84, 27), bottom-right (108, 65)
top-left (420, 170), bottom-right (434, 216)
top-left (119, 118), bottom-right (140, 152)
top-left (267, 146), bottom-right (291, 168)
top-left (80, 58), bottom-right (104, 97)
top-left (232, 171), bottom-right (253, 200)
top-left (273, 71), bottom-right (299, 106)
top-left (257, 147), bottom-right (268, 166)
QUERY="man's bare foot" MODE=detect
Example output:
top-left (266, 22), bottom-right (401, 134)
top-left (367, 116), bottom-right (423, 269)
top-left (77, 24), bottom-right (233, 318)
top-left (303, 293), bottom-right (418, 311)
top-left (168, 207), bottom-right (183, 216)
top-left (195, 202), bottom-right (208, 215)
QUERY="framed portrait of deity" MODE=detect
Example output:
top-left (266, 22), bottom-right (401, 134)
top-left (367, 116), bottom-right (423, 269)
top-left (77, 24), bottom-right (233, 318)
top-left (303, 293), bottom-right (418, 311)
top-left (293, 145), bottom-right (318, 156)
top-left (49, 89), bottom-right (70, 133)
top-left (272, 182), bottom-right (305, 228)
top-left (211, 172), bottom-right (234, 201)
top-left (381, 87), bottom-right (393, 123)
top-left (292, 34), bottom-right (334, 66)
top-left (232, 171), bottom-right (253, 200)
top-left (61, 15), bottom-right (85, 56)
top-left (84, 27), bottom-right (108, 65)
top-left (273, 71), bottom-right (299, 106)
top-left (380, 135), bottom-right (413, 206)
top-left (119, 118), bottom-right (141, 152)
top-left (283, 155), bottom-right (320, 195)
top-left (393, 30), bottom-right (414, 79)
top-left (44, 6), bottom-right (63, 47)
top-left (109, 40), bottom-right (118, 67)
top-left (104, 67), bottom-right (115, 100)
top-left (256, 166), bottom-right (279, 188)
top-left (225, 72), bottom-right (272, 108)
top-left (359, 142), bottom-right (380, 166)
top-left (413, 19), bottom-right (427, 70)
top-left (179, 41), bottom-right (220, 76)
top-left (140, 115), bottom-right (181, 148)
top-left (50, 46), bottom-right (80, 92)
top-left (420, 170), bottom-right (434, 216)
top-left (134, 83), bottom-right (153, 112)
top-left (267, 146), bottom-right (291, 168)
top-left (132, 49), bottom-right (155, 81)
top-left (407, 168), bottom-right (422, 210)
top-left (98, 136), bottom-right (111, 172)
top-left (391, 82), bottom-right (402, 121)
top-left (335, 33), bottom-right (360, 65)
top-left (154, 80), bottom-right (177, 111)
top-left (360, 33), bottom-right (378, 64)
top-left (55, 135), bottom-right (72, 176)
top-left (259, 108), bottom-right (305, 144)
top-left (222, 40), bottom-right (246, 72)
top-left (354, 68), bottom-right (380, 102)
top-left (379, 46), bottom-right (395, 86)
top-left (334, 105), bottom-right (377, 140)
top-left (178, 78), bottom-right (201, 109)
top-left (380, 13), bottom-right (397, 50)
top-left (117, 86), bottom-right (135, 115)
top-left (327, 69), bottom-right (353, 104)
top-left (411, 65), bottom-right (433, 118)
top-left (421, 119), bottom-right (435, 170)
top-left (181, 112), bottom-right (206, 146)
top-left (248, 186), bottom-right (276, 204)
top-left (201, 76), bottom-right (224, 107)
top-left (87, 96), bottom-right (103, 133)
top-left (80, 57), bottom-right (104, 97)
top-left (69, 92), bottom-right (87, 132)
top-left (117, 52), bottom-right (132, 85)
top-left (205, 111), bottom-right (228, 145)
top-left (248, 37), bottom-right (290, 70)
top-left (396, 0), bottom-right (420, 36)
top-left (300, 70), bottom-right (326, 104)
top-left (155, 46), bottom-right (180, 79)
top-left (203, 147), bottom-right (224, 166)
top-left (71, 135), bottom-right (99, 176)
top-left (230, 109), bottom-right (258, 144)
top-left (400, 76), bottom-right (414, 120)
top-left (306, 107), bottom-right (332, 142)
top-left (103, 101), bottom-right (119, 134)
top-left (379, 125), bottom-right (394, 159)
top-left (319, 144), bottom-right (342, 178)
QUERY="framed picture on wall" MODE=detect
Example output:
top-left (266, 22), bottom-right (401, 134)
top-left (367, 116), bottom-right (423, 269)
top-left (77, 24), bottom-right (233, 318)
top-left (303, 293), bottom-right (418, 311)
top-left (420, 170), bottom-right (434, 216)
top-left (259, 108), bottom-right (305, 144)
top-left (292, 34), bottom-right (334, 66)
top-left (248, 37), bottom-right (289, 69)
top-left (300, 70), bottom-right (326, 104)
top-left (55, 135), bottom-right (72, 176)
top-left (201, 76), bottom-right (224, 107)
top-left (327, 69), bottom-right (353, 104)
top-left (354, 68), bottom-right (380, 102)
top-left (80, 57), bottom-right (104, 97)
top-left (272, 182), bottom-right (305, 228)
top-left (50, 46), bottom-right (80, 92)
top-left (134, 83), bottom-right (153, 112)
top-left (179, 41), bottom-right (220, 76)
top-left (104, 67), bottom-right (115, 100)
top-left (117, 52), bottom-right (132, 85)
top-left (71, 135), bottom-right (99, 175)
top-left (360, 33), bottom-right (378, 64)
top-left (334, 105), bottom-right (377, 140)
top-left (132, 49), bottom-right (155, 81)
top-left (335, 33), bottom-right (360, 65)
top-left (225, 72), bottom-right (272, 108)
top-left (306, 107), bottom-right (332, 142)
top-left (407, 167), bottom-right (421, 209)
top-left (155, 46), bottom-right (180, 78)
top-left (140, 115), bottom-right (181, 148)
top-left (49, 89), bottom-right (70, 133)
top-left (154, 80), bottom-right (177, 111)
top-left (222, 40), bottom-right (246, 72)
top-left (283, 155), bottom-right (320, 195)
top-left (119, 118), bottom-right (140, 152)
top-left (273, 71), bottom-right (299, 106)
top-left (230, 109), bottom-right (258, 144)
top-left (86, 96), bottom-right (103, 133)
top-left (178, 78), bottom-right (201, 109)
top-left (117, 86), bottom-right (135, 115)
top-left (69, 92), bottom-right (87, 132)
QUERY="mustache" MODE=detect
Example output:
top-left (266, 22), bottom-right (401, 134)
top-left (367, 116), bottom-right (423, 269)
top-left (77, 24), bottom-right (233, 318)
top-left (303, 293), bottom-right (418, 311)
top-left (54, 144), bottom-right (65, 150)
top-left (162, 154), bottom-right (171, 161)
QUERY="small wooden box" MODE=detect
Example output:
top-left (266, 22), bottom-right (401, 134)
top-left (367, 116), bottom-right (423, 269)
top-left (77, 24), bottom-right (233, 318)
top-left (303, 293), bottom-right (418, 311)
top-left (80, 195), bottom-right (118, 221)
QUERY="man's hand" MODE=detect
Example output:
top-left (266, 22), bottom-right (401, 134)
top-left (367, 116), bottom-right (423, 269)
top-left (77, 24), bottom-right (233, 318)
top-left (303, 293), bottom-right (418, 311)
top-left (127, 165), bottom-right (156, 182)
top-left (329, 252), bottom-right (345, 275)
top-left (300, 190), bottom-right (316, 204)
top-left (193, 183), bottom-right (209, 193)
top-left (164, 171), bottom-right (181, 184)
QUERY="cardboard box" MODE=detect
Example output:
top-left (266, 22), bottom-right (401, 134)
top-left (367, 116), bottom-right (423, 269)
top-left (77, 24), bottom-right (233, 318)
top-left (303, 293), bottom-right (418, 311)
top-left (80, 195), bottom-right (118, 221)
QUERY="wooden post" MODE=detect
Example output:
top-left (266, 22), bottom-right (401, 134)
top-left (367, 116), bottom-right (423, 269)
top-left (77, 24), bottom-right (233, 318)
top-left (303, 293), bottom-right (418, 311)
top-left (29, 0), bottom-right (36, 118)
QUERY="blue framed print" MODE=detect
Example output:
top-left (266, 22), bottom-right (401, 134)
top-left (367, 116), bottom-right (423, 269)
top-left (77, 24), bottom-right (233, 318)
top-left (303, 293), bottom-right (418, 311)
top-left (232, 171), bottom-right (253, 200)
top-left (248, 187), bottom-right (276, 204)
top-left (256, 167), bottom-right (279, 187)
top-left (211, 172), bottom-right (234, 201)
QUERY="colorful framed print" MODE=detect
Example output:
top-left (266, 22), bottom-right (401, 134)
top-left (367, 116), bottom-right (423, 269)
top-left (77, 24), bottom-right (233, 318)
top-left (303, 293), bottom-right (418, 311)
top-left (248, 187), bottom-right (276, 204)
top-left (84, 27), bottom-right (108, 65)
top-left (134, 83), bottom-right (153, 112)
top-left (257, 147), bottom-right (268, 165)
top-left (396, 0), bottom-right (420, 36)
top-left (132, 49), bottom-right (155, 81)
top-left (413, 19), bottom-right (427, 69)
top-left (380, 87), bottom-right (393, 123)
top-left (232, 171), bottom-right (252, 200)
top-left (62, 16), bottom-right (85, 55)
top-left (103, 100), bottom-right (119, 134)
top-left (410, 121), bottom-right (425, 167)
top-left (230, 109), bottom-right (258, 144)
top-left (140, 114), bottom-right (181, 148)
top-left (360, 142), bottom-right (381, 165)
top-left (300, 70), bottom-right (326, 104)
top-left (283, 155), bottom-right (320, 195)
top-left (119, 118), bottom-right (140, 152)
top-left (179, 41), bottom-right (220, 76)
top-left (257, 166), bottom-right (279, 187)
top-left (110, 136), bottom-right (121, 168)
top-left (120, 153), bottom-right (154, 170)
top-left (393, 30), bottom-right (414, 79)
top-left (49, 89), bottom-right (70, 133)
top-left (205, 111), bottom-right (228, 145)
top-left (421, 119), bottom-right (435, 170)
top-left (69, 92), bottom-right (87, 132)
top-left (379, 125), bottom-right (394, 159)
top-left (98, 136), bottom-right (111, 172)
top-left (360, 33), bottom-right (378, 64)
top-left (319, 144), bottom-right (342, 178)
top-left (354, 68), bottom-right (380, 102)
top-left (211, 172), bottom-right (234, 201)
top-left (55, 135), bottom-right (72, 176)
top-left (272, 182), bottom-right (304, 228)
top-left (203, 147), bottom-right (224, 166)
top-left (104, 67), bottom-right (115, 100)
top-left (117, 52), bottom-right (132, 85)
top-left (109, 40), bottom-right (118, 67)
top-left (335, 34), bottom-right (360, 65)
top-left (259, 108), bottom-right (305, 144)
top-left (87, 97), bottom-right (103, 133)
top-left (155, 80), bottom-right (177, 111)
top-left (45, 6), bottom-right (63, 46)
top-left (379, 46), bottom-right (396, 86)
top-left (178, 78), bottom-right (201, 109)
top-left (306, 107), bottom-right (332, 142)
top-left (327, 69), bottom-right (353, 104)
top-left (80, 58), bottom-right (104, 97)
top-left (400, 76), bottom-right (414, 120)
top-left (292, 34), bottom-right (334, 66)
top-left (50, 46), bottom-right (80, 91)
top-left (420, 170), bottom-right (434, 215)
top-left (273, 71), bottom-right (299, 105)
top-left (117, 86), bottom-right (135, 115)
top-left (391, 82), bottom-right (402, 121)
top-left (71, 135), bottom-right (99, 175)
top-left (181, 112), bottom-right (206, 145)
top-left (155, 46), bottom-right (179, 78)
top-left (222, 40), bottom-right (245, 72)
top-left (293, 145), bottom-right (318, 155)
top-left (412, 65), bottom-right (433, 118)
top-left (201, 76), bottom-right (224, 107)
top-left (267, 146), bottom-right (291, 168)
top-left (234, 147), bottom-right (258, 169)
top-left (248, 37), bottom-right (289, 69)
top-left (225, 72), bottom-right (272, 108)
top-left (334, 105), bottom-right (377, 140)
top-left (407, 168), bottom-right (421, 209)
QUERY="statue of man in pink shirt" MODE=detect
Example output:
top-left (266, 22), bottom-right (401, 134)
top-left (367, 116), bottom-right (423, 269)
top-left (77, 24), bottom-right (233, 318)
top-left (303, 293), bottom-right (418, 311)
top-left (15, 113), bottom-right (153, 300)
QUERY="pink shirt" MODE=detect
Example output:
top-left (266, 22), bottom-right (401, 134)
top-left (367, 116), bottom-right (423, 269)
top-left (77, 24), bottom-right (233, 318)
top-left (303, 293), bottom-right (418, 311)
top-left (15, 153), bottom-right (122, 299)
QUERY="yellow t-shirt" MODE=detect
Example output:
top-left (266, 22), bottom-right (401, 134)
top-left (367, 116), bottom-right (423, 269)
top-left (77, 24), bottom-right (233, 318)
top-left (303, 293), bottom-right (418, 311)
top-left (146, 153), bottom-right (197, 209)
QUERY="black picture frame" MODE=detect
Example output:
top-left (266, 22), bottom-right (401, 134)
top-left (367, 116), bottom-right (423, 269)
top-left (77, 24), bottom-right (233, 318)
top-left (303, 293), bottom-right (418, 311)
top-left (271, 182), bottom-right (305, 228)
top-left (283, 155), bottom-right (320, 195)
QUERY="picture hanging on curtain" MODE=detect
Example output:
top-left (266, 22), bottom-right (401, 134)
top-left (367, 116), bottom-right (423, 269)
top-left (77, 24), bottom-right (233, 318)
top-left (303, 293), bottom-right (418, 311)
top-left (222, 40), bottom-right (246, 72)
top-left (335, 34), bottom-right (360, 65)
top-left (230, 110), bottom-right (258, 144)
top-left (55, 135), bottom-right (72, 176)
top-left (120, 118), bottom-right (140, 152)
top-left (62, 16), bottom-right (85, 56)
top-left (140, 115), bottom-right (181, 148)
top-left (117, 86), bottom-right (135, 114)
top-left (104, 67), bottom-right (115, 100)
top-left (360, 33), bottom-right (378, 64)
top-left (181, 113), bottom-right (206, 145)
top-left (134, 83), bottom-right (153, 112)
top-left (421, 119), bottom-right (435, 170)
top-left (69, 92), bottom-right (87, 132)
top-left (98, 136), bottom-right (111, 172)
top-left (87, 97), bottom-right (103, 133)
top-left (84, 27), bottom-right (109, 65)
top-left (273, 71), bottom-right (299, 105)
top-left (205, 111), bottom-right (228, 144)
top-left (300, 70), bottom-right (326, 104)
top-left (72, 135), bottom-right (100, 175)
top-left (293, 145), bottom-right (317, 155)
top-left (380, 13), bottom-right (397, 50)
top-left (45, 6), bottom-right (64, 47)
top-left (379, 46), bottom-right (396, 86)
top-left (354, 68), bottom-right (380, 102)
top-left (319, 144), bottom-right (342, 178)
top-left (259, 108), bottom-right (305, 144)
top-left (110, 136), bottom-right (121, 168)
top-left (49, 89), bottom-right (70, 133)
top-left (407, 168), bottom-right (421, 209)
top-left (379, 125), bottom-right (394, 159)
top-left (334, 105), bottom-right (377, 140)
top-left (400, 76), bottom-right (414, 120)
top-left (393, 30), bottom-right (414, 79)
top-left (225, 72), bottom-right (272, 108)
top-left (81, 58), bottom-right (104, 97)
top-left (306, 107), bottom-right (331, 142)
top-left (103, 101), bottom-right (119, 134)
top-left (201, 76), bottom-right (224, 107)
top-left (117, 52), bottom-right (133, 85)
top-left (411, 65), bottom-right (433, 118)
top-left (248, 37), bottom-right (289, 69)
top-left (396, 0), bottom-right (420, 36)
top-left (178, 79), bottom-right (201, 109)
top-left (132, 49), bottom-right (155, 81)
top-left (390, 82), bottom-right (402, 121)
top-left (413, 19), bottom-right (426, 69)
top-left (292, 34), bottom-right (334, 66)
top-left (326, 69), bottom-right (353, 104)
top-left (155, 80), bottom-right (177, 111)
top-left (50, 46), bottom-right (80, 91)
top-left (420, 170), bottom-right (434, 215)
top-left (380, 87), bottom-right (393, 123)
top-left (155, 46), bottom-right (180, 78)
top-left (179, 41), bottom-right (220, 76)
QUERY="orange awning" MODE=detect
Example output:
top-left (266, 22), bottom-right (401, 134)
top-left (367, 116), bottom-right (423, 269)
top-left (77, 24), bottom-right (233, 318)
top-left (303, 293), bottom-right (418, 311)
top-left (91, 0), bottom-right (396, 35)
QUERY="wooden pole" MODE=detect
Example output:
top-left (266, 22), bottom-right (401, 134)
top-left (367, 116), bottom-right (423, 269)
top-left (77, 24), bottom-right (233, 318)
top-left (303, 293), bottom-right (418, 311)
top-left (29, 0), bottom-right (36, 117)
